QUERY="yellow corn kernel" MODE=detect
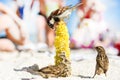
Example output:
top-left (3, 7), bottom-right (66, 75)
top-left (54, 20), bottom-right (70, 65)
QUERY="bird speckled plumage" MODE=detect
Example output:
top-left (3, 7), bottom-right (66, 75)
top-left (14, 52), bottom-right (71, 78)
top-left (93, 46), bottom-right (109, 78)
top-left (47, 3), bottom-right (82, 29)
top-left (37, 52), bottom-right (71, 78)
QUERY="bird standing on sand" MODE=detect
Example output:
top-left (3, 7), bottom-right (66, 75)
top-left (37, 52), bottom-right (71, 78)
top-left (93, 46), bottom-right (109, 78)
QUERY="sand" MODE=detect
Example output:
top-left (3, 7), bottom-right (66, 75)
top-left (0, 49), bottom-right (120, 80)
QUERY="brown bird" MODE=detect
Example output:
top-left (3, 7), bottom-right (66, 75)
top-left (37, 52), bottom-right (71, 78)
top-left (93, 46), bottom-right (109, 78)
top-left (14, 52), bottom-right (71, 78)
top-left (47, 3), bottom-right (82, 29)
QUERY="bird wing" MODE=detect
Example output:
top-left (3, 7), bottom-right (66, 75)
top-left (97, 55), bottom-right (105, 69)
top-left (104, 55), bottom-right (109, 70)
top-left (54, 7), bottom-right (70, 16)
top-left (70, 3), bottom-right (82, 11)
top-left (38, 66), bottom-right (53, 73)
top-left (97, 55), bottom-right (109, 70)
top-left (38, 65), bottom-right (61, 74)
top-left (54, 3), bottom-right (82, 18)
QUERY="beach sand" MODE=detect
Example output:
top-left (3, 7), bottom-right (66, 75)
top-left (0, 49), bottom-right (120, 80)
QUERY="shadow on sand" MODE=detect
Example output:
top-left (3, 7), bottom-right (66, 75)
top-left (74, 74), bottom-right (93, 78)
top-left (14, 64), bottom-right (40, 75)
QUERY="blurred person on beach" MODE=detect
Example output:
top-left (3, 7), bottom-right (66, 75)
top-left (16, 0), bottom-right (64, 50)
top-left (15, 0), bottom-right (48, 51)
top-left (0, 1), bottom-right (30, 52)
top-left (114, 33), bottom-right (120, 56)
top-left (114, 42), bottom-right (120, 56)
top-left (70, 0), bottom-right (110, 49)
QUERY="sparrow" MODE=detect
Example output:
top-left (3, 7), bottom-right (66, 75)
top-left (14, 52), bottom-right (71, 78)
top-left (93, 46), bottom-right (109, 78)
top-left (47, 3), bottom-right (82, 29)
top-left (37, 52), bottom-right (71, 78)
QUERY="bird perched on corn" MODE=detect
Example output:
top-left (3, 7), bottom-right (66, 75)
top-left (47, 3), bottom-right (83, 65)
top-left (93, 46), bottom-right (109, 78)
top-left (47, 3), bottom-right (82, 29)
top-left (44, 3), bottom-right (82, 77)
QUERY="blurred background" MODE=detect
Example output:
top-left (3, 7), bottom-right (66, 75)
top-left (101, 0), bottom-right (120, 32)
top-left (0, 0), bottom-right (120, 56)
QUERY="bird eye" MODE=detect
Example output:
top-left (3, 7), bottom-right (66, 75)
top-left (95, 47), bottom-right (98, 49)
top-left (54, 17), bottom-right (60, 22)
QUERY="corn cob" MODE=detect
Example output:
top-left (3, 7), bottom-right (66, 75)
top-left (54, 20), bottom-right (70, 65)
